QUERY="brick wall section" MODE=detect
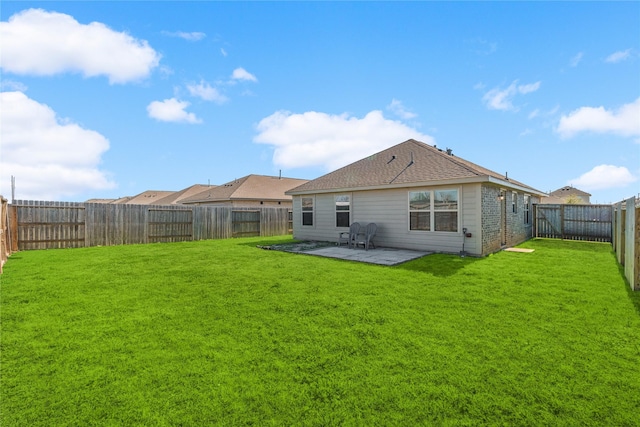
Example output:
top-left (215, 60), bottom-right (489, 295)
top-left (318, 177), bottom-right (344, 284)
top-left (481, 184), bottom-right (540, 255)
top-left (481, 185), bottom-right (502, 254)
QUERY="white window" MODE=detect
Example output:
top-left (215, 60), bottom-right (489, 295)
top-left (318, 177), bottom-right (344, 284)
top-left (409, 189), bottom-right (458, 232)
top-left (301, 197), bottom-right (314, 226)
top-left (434, 190), bottom-right (458, 232)
top-left (409, 191), bottom-right (430, 231)
top-left (512, 192), bottom-right (517, 213)
top-left (335, 195), bottom-right (350, 228)
top-left (524, 194), bottom-right (530, 224)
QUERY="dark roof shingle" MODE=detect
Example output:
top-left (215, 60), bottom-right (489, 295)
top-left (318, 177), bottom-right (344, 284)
top-left (288, 139), bottom-right (543, 194)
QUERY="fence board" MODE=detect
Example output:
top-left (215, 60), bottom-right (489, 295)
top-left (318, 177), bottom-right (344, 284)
top-left (10, 201), bottom-right (291, 250)
top-left (534, 204), bottom-right (612, 242)
top-left (232, 210), bottom-right (260, 237)
top-left (624, 199), bottom-right (637, 291)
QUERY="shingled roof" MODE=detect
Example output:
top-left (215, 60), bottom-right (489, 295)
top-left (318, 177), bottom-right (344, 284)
top-left (180, 174), bottom-right (309, 204)
top-left (123, 190), bottom-right (176, 205)
top-left (549, 186), bottom-right (591, 198)
top-left (287, 139), bottom-right (545, 195)
top-left (153, 184), bottom-right (214, 205)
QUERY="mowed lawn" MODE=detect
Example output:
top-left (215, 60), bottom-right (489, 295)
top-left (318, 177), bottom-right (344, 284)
top-left (1, 237), bottom-right (639, 426)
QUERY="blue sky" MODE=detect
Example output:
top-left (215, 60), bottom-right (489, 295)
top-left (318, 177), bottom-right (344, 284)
top-left (1, 2), bottom-right (638, 204)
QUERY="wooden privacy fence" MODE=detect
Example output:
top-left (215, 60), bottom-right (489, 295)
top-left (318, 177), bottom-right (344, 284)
top-left (613, 197), bottom-right (639, 291)
top-left (533, 204), bottom-right (612, 242)
top-left (10, 200), bottom-right (293, 251)
top-left (1, 196), bottom-right (18, 273)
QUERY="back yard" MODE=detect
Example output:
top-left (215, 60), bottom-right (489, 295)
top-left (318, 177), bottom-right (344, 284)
top-left (1, 237), bottom-right (639, 426)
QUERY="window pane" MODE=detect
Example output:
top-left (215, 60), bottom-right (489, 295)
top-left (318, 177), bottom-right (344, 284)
top-left (302, 197), bottom-right (313, 211)
top-left (434, 190), bottom-right (458, 210)
top-left (336, 212), bottom-right (350, 227)
top-left (335, 195), bottom-right (350, 208)
top-left (302, 212), bottom-right (313, 226)
top-left (435, 212), bottom-right (457, 232)
top-left (410, 212), bottom-right (430, 231)
top-left (409, 191), bottom-right (430, 210)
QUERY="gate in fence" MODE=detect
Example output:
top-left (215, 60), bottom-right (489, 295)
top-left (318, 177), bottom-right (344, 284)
top-left (10, 201), bottom-right (292, 250)
top-left (534, 204), bottom-right (613, 243)
top-left (232, 210), bottom-right (260, 237)
top-left (148, 208), bottom-right (193, 243)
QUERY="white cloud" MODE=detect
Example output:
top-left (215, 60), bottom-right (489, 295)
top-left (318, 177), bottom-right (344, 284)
top-left (517, 81), bottom-right (541, 94)
top-left (0, 91), bottom-right (115, 200)
top-left (482, 80), bottom-right (541, 111)
top-left (221, 48), bottom-right (228, 57)
top-left (147, 98), bottom-right (202, 124)
top-left (186, 80), bottom-right (228, 104)
top-left (570, 52), bottom-right (584, 67)
top-left (605, 49), bottom-right (632, 63)
top-left (231, 67), bottom-right (257, 82)
top-left (569, 165), bottom-right (637, 190)
top-left (162, 30), bottom-right (205, 41)
top-left (387, 99), bottom-right (417, 120)
top-left (556, 98), bottom-right (640, 139)
top-left (0, 79), bottom-right (27, 92)
top-left (253, 110), bottom-right (434, 171)
top-left (0, 8), bottom-right (160, 84)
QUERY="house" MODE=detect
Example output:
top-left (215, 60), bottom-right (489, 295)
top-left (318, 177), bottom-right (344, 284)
top-left (86, 194), bottom-right (164, 204)
top-left (286, 139), bottom-right (546, 256)
top-left (153, 184), bottom-right (214, 205)
top-left (117, 190), bottom-right (176, 205)
top-left (179, 174), bottom-right (309, 208)
top-left (541, 186), bottom-right (591, 204)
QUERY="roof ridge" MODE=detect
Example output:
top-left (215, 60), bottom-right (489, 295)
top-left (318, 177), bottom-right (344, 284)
top-left (411, 140), bottom-right (486, 178)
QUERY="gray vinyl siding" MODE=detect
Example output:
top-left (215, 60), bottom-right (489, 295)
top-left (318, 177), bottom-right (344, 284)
top-left (292, 183), bottom-right (482, 256)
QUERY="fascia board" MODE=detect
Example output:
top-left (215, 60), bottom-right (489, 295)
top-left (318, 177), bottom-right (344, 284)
top-left (287, 175), bottom-right (548, 197)
top-left (286, 176), bottom-right (492, 196)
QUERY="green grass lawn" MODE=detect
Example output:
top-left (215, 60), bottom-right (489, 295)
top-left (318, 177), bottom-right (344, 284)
top-left (1, 237), bottom-right (639, 426)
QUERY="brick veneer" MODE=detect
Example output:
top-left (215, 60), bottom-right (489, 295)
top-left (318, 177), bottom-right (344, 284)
top-left (481, 185), bottom-right (539, 255)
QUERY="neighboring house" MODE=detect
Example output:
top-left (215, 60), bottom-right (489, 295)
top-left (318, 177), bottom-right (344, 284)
top-left (154, 184), bottom-right (214, 205)
top-left (120, 190), bottom-right (177, 205)
top-left (541, 186), bottom-right (591, 204)
top-left (179, 174), bottom-right (309, 208)
top-left (286, 139), bottom-right (546, 256)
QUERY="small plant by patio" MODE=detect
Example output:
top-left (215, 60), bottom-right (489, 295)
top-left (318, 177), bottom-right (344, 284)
top-left (1, 237), bottom-right (639, 425)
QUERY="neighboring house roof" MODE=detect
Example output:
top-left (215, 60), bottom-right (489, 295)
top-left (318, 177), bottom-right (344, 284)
top-left (287, 139), bottom-right (545, 196)
top-left (85, 198), bottom-right (118, 204)
top-left (549, 186), bottom-right (591, 197)
top-left (180, 174), bottom-right (309, 204)
top-left (124, 190), bottom-right (177, 205)
top-left (112, 196), bottom-right (134, 204)
top-left (154, 184), bottom-right (214, 205)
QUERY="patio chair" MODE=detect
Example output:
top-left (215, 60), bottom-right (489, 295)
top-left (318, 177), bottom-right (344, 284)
top-left (355, 222), bottom-right (377, 251)
top-left (338, 222), bottom-right (361, 248)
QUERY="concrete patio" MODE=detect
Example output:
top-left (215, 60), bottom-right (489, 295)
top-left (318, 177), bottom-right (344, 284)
top-left (260, 242), bottom-right (432, 266)
top-left (303, 246), bottom-right (432, 266)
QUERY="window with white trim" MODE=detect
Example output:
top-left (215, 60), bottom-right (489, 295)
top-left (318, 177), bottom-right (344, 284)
top-left (409, 189), bottom-right (459, 232)
top-left (302, 197), bottom-right (314, 226)
top-left (434, 189), bottom-right (458, 232)
top-left (523, 194), bottom-right (530, 224)
top-left (409, 191), bottom-right (431, 231)
top-left (512, 192), bottom-right (517, 213)
top-left (335, 195), bottom-right (350, 227)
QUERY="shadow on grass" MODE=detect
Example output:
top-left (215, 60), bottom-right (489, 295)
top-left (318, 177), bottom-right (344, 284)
top-left (396, 253), bottom-right (481, 277)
